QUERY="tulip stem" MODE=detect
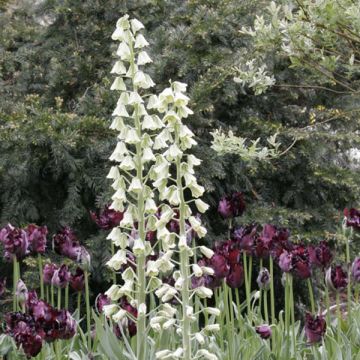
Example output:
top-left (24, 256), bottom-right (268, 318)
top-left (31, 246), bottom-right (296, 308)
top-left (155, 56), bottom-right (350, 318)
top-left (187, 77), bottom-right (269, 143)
top-left (65, 284), bottom-right (69, 309)
top-left (290, 275), bottom-right (296, 356)
top-left (269, 257), bottom-right (276, 350)
top-left (57, 287), bottom-right (61, 310)
top-left (51, 284), bottom-right (54, 307)
top-left (84, 270), bottom-right (92, 351)
top-left (336, 292), bottom-right (341, 342)
top-left (285, 274), bottom-right (290, 359)
top-left (224, 282), bottom-right (233, 358)
top-left (77, 291), bottom-right (82, 318)
top-left (235, 290), bottom-right (242, 330)
top-left (264, 290), bottom-right (269, 324)
top-left (325, 285), bottom-right (330, 325)
top-left (46, 285), bottom-right (49, 303)
top-left (345, 228), bottom-right (351, 318)
top-left (307, 278), bottom-right (315, 314)
top-left (13, 257), bottom-right (18, 311)
top-left (243, 252), bottom-right (251, 320)
top-left (38, 254), bottom-right (44, 299)
top-left (259, 258), bottom-right (263, 318)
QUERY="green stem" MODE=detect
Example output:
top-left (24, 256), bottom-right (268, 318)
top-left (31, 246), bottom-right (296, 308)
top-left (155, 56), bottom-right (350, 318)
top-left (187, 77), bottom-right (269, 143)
top-left (264, 290), bottom-right (269, 324)
top-left (325, 284), bottom-right (330, 325)
top-left (84, 270), bottom-right (92, 350)
top-left (259, 259), bottom-right (263, 318)
top-left (269, 257), bottom-right (276, 323)
top-left (204, 298), bottom-right (208, 327)
top-left (46, 285), bottom-right (49, 303)
top-left (77, 292), bottom-right (82, 318)
top-left (110, 241), bottom-right (117, 285)
top-left (51, 284), bottom-right (54, 307)
top-left (65, 284), bottom-right (69, 309)
top-left (235, 290), bottom-right (242, 331)
top-left (176, 131), bottom-right (192, 360)
top-left (57, 287), bottom-right (61, 310)
top-left (290, 275), bottom-right (296, 356)
top-left (38, 254), bottom-right (44, 299)
top-left (307, 278), bottom-right (315, 314)
top-left (224, 282), bottom-right (233, 358)
top-left (285, 274), bottom-right (290, 359)
top-left (336, 292), bottom-right (341, 342)
top-left (129, 39), bottom-right (147, 360)
top-left (13, 257), bottom-right (18, 311)
top-left (345, 229), bottom-right (351, 318)
top-left (243, 252), bottom-right (251, 319)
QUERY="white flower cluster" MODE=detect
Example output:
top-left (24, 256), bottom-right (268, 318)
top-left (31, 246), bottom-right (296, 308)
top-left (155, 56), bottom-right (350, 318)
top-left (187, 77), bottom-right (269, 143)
top-left (105, 15), bottom-right (219, 360)
top-left (147, 83), bottom-right (219, 359)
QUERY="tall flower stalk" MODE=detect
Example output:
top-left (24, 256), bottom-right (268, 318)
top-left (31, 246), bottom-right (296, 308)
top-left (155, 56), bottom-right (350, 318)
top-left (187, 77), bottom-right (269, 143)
top-left (105, 16), bottom-right (167, 360)
top-left (150, 83), bottom-right (219, 360)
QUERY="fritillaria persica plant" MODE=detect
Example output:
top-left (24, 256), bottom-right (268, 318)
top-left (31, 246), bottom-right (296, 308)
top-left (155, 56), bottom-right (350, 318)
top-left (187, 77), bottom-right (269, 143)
top-left (105, 15), bottom-right (217, 360)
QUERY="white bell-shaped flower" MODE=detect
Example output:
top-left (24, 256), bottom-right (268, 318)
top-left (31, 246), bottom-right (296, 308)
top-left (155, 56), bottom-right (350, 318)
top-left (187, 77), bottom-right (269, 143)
top-left (124, 128), bottom-right (141, 144)
top-left (110, 116), bottom-right (124, 131)
top-left (128, 177), bottom-right (142, 193)
top-left (105, 284), bottom-right (122, 301)
top-left (194, 199), bottom-right (209, 213)
top-left (106, 166), bottom-right (120, 179)
top-left (103, 304), bottom-right (118, 317)
top-left (106, 249), bottom-right (127, 270)
top-left (116, 15), bottom-right (130, 30)
top-left (120, 209), bottom-right (133, 227)
top-left (130, 18), bottom-right (144, 33)
top-left (128, 91), bottom-right (144, 105)
top-left (112, 308), bottom-right (127, 322)
top-left (195, 286), bottom-right (213, 299)
top-left (137, 51), bottom-right (152, 65)
top-left (111, 61), bottom-right (127, 75)
top-left (134, 34), bottom-right (149, 48)
top-left (111, 76), bottom-right (126, 91)
top-left (119, 155), bottom-right (135, 171)
top-left (112, 103), bottom-right (129, 117)
top-left (116, 42), bottom-right (131, 61)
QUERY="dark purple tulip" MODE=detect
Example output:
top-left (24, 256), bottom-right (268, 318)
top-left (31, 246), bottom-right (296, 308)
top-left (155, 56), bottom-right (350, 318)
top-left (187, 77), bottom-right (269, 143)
top-left (53, 227), bottom-right (82, 261)
top-left (90, 205), bottom-right (124, 230)
top-left (232, 224), bottom-right (258, 254)
top-left (26, 224), bottom-right (48, 254)
top-left (0, 277), bottom-right (6, 297)
top-left (209, 254), bottom-right (230, 279)
top-left (304, 313), bottom-right (326, 344)
top-left (70, 267), bottom-right (85, 292)
top-left (56, 309), bottom-right (77, 340)
top-left (352, 257), bottom-right (360, 283)
top-left (5, 312), bottom-right (44, 358)
top-left (0, 224), bottom-right (29, 260)
top-left (96, 293), bottom-right (111, 313)
top-left (308, 241), bottom-right (333, 269)
top-left (344, 208), bottom-right (360, 231)
top-left (257, 268), bottom-right (270, 290)
top-left (227, 248), bottom-right (241, 266)
top-left (256, 324), bottom-right (272, 339)
top-left (51, 264), bottom-right (70, 288)
top-left (43, 263), bottom-right (58, 285)
top-left (226, 263), bottom-right (244, 288)
top-left (278, 250), bottom-right (292, 272)
top-left (218, 192), bottom-right (246, 219)
top-left (290, 245), bottom-right (311, 279)
top-left (325, 265), bottom-right (348, 291)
